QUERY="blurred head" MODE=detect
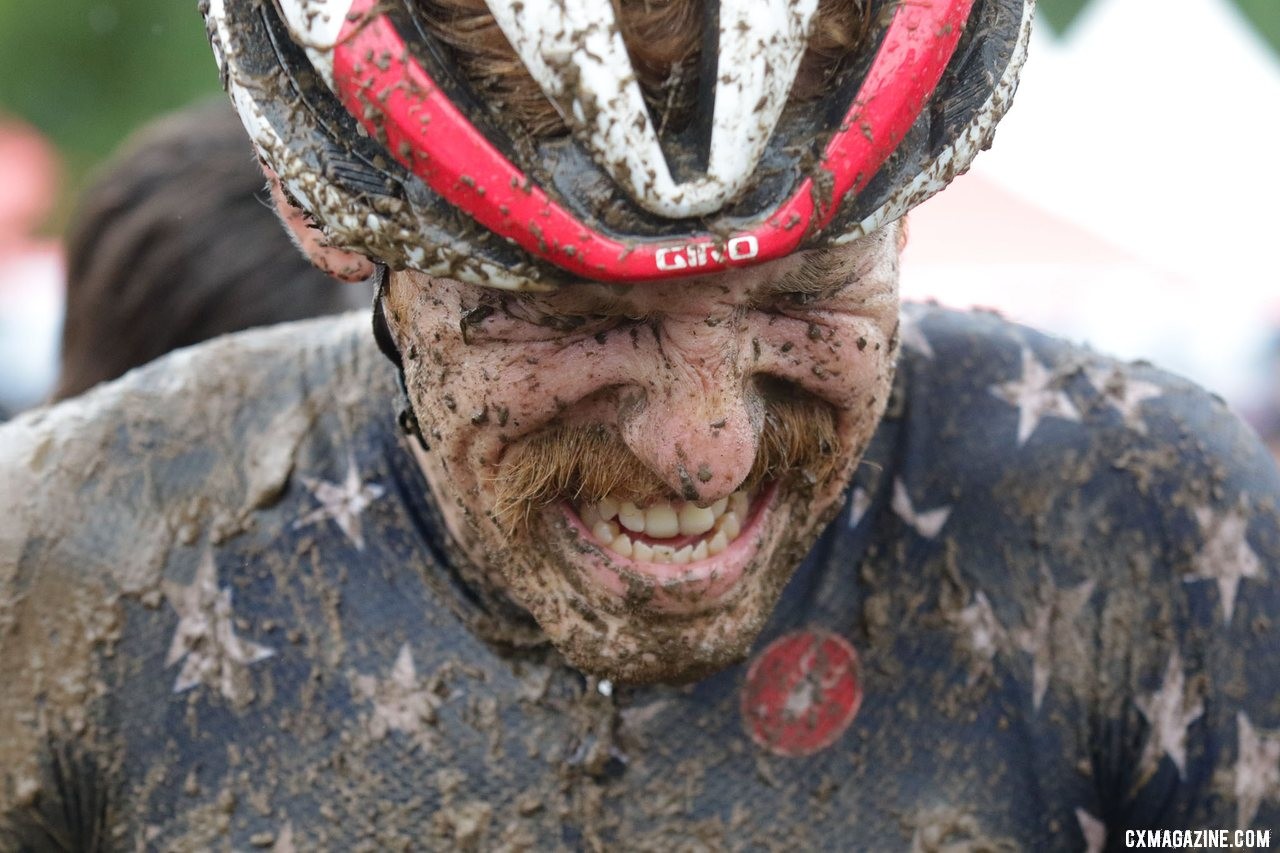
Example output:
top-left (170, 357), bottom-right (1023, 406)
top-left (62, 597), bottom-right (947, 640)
top-left (204, 0), bottom-right (1033, 681)
top-left (0, 118), bottom-right (59, 254)
top-left (54, 98), bottom-right (366, 401)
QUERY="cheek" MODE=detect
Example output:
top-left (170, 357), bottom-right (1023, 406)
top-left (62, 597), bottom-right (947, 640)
top-left (750, 311), bottom-right (896, 410)
top-left (402, 327), bottom-right (631, 470)
top-left (479, 315), bottom-right (708, 415)
top-left (395, 304), bottom-right (496, 468)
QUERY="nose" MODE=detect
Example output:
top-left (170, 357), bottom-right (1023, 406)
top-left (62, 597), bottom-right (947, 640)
top-left (619, 319), bottom-right (761, 504)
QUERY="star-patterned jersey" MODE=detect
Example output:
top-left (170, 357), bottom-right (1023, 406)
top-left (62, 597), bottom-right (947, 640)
top-left (1, 305), bottom-right (1278, 851)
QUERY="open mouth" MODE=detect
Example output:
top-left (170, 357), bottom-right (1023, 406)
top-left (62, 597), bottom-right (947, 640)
top-left (579, 491), bottom-right (753, 564)
top-left (557, 484), bottom-right (777, 612)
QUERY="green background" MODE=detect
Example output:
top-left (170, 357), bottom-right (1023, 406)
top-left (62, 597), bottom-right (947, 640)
top-left (1, 0), bottom-right (1278, 231)
top-left (0, 0), bottom-right (220, 225)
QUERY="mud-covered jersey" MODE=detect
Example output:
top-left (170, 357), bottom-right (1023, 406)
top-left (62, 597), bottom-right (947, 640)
top-left (2, 305), bottom-right (1278, 851)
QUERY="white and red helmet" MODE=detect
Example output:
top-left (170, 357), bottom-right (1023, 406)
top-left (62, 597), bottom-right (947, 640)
top-left (202, 0), bottom-right (1033, 290)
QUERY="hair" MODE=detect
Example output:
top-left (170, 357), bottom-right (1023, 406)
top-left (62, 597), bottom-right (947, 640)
top-left (416, 0), bottom-right (875, 139)
top-left (493, 389), bottom-right (842, 535)
top-left (54, 98), bottom-right (367, 401)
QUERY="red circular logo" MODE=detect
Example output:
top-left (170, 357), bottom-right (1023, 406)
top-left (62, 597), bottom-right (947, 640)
top-left (741, 629), bottom-right (862, 757)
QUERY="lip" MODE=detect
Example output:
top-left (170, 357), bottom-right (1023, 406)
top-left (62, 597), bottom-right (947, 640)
top-left (556, 482), bottom-right (779, 615)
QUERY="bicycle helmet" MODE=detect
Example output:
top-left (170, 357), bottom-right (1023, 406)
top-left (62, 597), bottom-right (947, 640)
top-left (202, 0), bottom-right (1033, 290)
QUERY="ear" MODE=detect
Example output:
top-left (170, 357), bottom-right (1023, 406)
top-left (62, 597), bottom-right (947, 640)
top-left (380, 268), bottom-right (416, 337)
top-left (263, 164), bottom-right (375, 282)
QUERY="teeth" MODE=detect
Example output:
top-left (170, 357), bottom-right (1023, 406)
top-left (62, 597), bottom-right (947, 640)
top-left (708, 530), bottom-right (728, 555)
top-left (618, 501), bottom-right (645, 533)
top-left (584, 491), bottom-right (750, 540)
top-left (598, 497), bottom-right (619, 521)
top-left (579, 490), bottom-right (756, 564)
top-left (651, 544), bottom-right (676, 564)
top-left (719, 511), bottom-right (741, 540)
top-left (644, 504), bottom-right (679, 538)
top-left (678, 504), bottom-right (716, 536)
top-left (592, 520), bottom-right (619, 543)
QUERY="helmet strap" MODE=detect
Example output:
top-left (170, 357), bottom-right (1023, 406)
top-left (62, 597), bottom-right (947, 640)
top-left (371, 264), bottom-right (430, 452)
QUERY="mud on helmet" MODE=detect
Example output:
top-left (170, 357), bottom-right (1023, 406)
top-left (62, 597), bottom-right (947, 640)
top-left (202, 0), bottom-right (1033, 291)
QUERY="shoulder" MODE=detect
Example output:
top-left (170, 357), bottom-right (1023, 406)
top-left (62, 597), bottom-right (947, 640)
top-left (892, 304), bottom-right (1280, 822)
top-left (890, 301), bottom-right (1280, 676)
top-left (894, 302), bottom-right (1277, 507)
top-left (0, 312), bottom-right (394, 809)
top-left (0, 311), bottom-right (391, 591)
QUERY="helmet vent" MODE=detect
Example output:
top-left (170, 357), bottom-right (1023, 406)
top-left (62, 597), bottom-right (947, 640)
top-left (484, 0), bottom-right (817, 219)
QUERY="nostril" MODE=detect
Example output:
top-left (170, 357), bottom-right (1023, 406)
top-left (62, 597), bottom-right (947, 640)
top-left (616, 386), bottom-right (647, 423)
top-left (752, 372), bottom-right (808, 405)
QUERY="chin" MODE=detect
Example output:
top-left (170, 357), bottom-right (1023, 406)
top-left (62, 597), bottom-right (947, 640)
top-left (489, 474), bottom-right (848, 685)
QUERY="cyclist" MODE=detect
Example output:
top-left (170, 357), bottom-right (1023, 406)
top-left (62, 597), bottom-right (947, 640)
top-left (3, 0), bottom-right (1276, 847)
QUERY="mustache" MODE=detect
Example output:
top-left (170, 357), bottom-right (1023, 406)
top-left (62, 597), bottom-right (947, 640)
top-left (492, 392), bottom-right (843, 536)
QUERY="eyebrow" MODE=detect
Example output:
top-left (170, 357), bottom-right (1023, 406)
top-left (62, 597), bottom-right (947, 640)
top-left (495, 248), bottom-right (864, 318)
top-left (503, 283), bottom-right (640, 319)
top-left (754, 251), bottom-right (865, 303)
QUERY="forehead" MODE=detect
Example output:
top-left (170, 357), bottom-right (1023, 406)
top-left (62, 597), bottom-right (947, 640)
top-left (494, 235), bottom-right (891, 316)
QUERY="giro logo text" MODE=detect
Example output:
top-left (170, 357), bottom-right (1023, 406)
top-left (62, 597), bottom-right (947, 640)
top-left (655, 235), bottom-right (759, 271)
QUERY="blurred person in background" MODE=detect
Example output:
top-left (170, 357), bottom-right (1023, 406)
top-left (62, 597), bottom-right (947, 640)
top-left (52, 97), bottom-right (368, 401)
top-left (0, 117), bottom-right (63, 418)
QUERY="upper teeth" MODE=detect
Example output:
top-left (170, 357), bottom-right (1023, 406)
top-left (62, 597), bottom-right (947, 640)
top-left (578, 491), bottom-right (752, 564)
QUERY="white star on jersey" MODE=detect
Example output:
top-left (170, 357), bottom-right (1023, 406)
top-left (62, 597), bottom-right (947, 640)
top-left (952, 590), bottom-right (1006, 684)
top-left (352, 643), bottom-right (442, 750)
top-left (273, 822), bottom-right (296, 853)
top-left (1183, 502), bottom-right (1263, 625)
top-left (891, 479), bottom-right (952, 539)
top-left (1074, 808), bottom-right (1106, 853)
top-left (162, 549), bottom-right (275, 703)
top-left (957, 592), bottom-right (1002, 662)
top-left (1135, 648), bottom-right (1204, 781)
top-left (898, 307), bottom-right (934, 359)
top-left (990, 347), bottom-right (1081, 446)
top-left (294, 453), bottom-right (386, 550)
top-left (1012, 573), bottom-right (1095, 711)
top-left (847, 486), bottom-right (872, 529)
top-left (1235, 712), bottom-right (1280, 829)
top-left (1084, 364), bottom-right (1164, 435)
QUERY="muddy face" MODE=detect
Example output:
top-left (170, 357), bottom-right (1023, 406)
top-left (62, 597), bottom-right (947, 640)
top-left (384, 227), bottom-right (901, 684)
